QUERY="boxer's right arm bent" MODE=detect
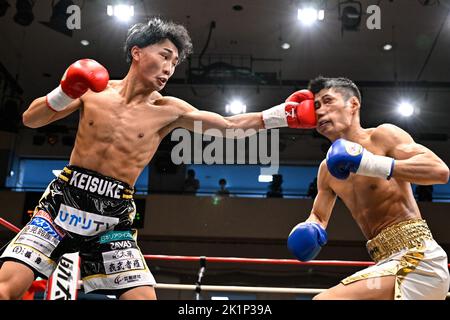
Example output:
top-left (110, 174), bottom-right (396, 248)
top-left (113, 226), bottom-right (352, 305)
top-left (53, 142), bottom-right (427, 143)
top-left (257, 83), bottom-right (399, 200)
top-left (23, 59), bottom-right (109, 128)
top-left (288, 161), bottom-right (337, 261)
top-left (23, 96), bottom-right (83, 128)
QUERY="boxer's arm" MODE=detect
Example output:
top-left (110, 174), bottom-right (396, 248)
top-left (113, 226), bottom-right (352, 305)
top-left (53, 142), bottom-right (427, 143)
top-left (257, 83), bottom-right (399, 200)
top-left (373, 124), bottom-right (449, 185)
top-left (23, 59), bottom-right (108, 128)
top-left (22, 96), bottom-right (82, 128)
top-left (161, 96), bottom-right (264, 138)
top-left (287, 161), bottom-right (335, 261)
top-left (180, 109), bottom-right (264, 137)
top-left (306, 161), bottom-right (337, 229)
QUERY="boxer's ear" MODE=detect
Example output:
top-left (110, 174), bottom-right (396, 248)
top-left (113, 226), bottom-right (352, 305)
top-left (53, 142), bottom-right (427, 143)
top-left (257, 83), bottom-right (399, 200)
top-left (348, 96), bottom-right (360, 114)
top-left (131, 46), bottom-right (141, 62)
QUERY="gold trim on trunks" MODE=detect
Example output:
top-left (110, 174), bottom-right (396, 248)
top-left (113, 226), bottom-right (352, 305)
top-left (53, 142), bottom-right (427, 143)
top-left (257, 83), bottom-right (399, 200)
top-left (366, 219), bottom-right (432, 263)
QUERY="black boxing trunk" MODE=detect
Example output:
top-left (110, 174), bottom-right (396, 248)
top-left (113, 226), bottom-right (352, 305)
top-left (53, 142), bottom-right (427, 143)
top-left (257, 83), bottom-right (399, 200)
top-left (49, 165), bottom-right (136, 232)
top-left (0, 166), bottom-right (155, 293)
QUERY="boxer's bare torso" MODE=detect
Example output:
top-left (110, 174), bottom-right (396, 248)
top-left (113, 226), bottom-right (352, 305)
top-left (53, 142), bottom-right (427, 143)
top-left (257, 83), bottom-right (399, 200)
top-left (71, 81), bottom-right (183, 186)
top-left (311, 88), bottom-right (447, 240)
top-left (317, 127), bottom-right (421, 240)
top-left (22, 39), bottom-right (268, 187)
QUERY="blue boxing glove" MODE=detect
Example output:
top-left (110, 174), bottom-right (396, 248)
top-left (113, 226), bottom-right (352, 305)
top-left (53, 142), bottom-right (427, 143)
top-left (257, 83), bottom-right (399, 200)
top-left (326, 138), bottom-right (395, 180)
top-left (287, 222), bottom-right (328, 261)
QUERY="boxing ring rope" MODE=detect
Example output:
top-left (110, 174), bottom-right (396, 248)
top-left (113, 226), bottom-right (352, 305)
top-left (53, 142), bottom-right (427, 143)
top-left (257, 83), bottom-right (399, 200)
top-left (1, 217), bottom-right (449, 299)
top-left (155, 283), bottom-right (325, 294)
top-left (144, 254), bottom-right (376, 267)
top-left (0, 218), bottom-right (20, 234)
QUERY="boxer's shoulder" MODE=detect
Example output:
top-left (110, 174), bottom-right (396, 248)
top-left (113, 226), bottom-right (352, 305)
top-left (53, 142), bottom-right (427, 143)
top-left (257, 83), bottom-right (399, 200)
top-left (318, 159), bottom-right (334, 186)
top-left (80, 80), bottom-right (119, 102)
top-left (372, 123), bottom-right (403, 138)
top-left (149, 90), bottom-right (164, 101)
top-left (371, 123), bottom-right (411, 145)
top-left (154, 96), bottom-right (196, 115)
top-left (107, 79), bottom-right (121, 88)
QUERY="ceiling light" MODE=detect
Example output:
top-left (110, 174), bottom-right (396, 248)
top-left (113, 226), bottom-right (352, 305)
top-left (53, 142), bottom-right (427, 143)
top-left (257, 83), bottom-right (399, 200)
top-left (298, 8), bottom-right (324, 25)
top-left (225, 100), bottom-right (246, 114)
top-left (383, 43), bottom-right (393, 51)
top-left (397, 102), bottom-right (415, 117)
top-left (107, 4), bottom-right (134, 21)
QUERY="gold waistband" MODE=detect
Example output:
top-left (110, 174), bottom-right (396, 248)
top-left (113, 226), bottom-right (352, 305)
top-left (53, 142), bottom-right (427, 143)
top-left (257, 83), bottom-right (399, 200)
top-left (366, 219), bottom-right (433, 263)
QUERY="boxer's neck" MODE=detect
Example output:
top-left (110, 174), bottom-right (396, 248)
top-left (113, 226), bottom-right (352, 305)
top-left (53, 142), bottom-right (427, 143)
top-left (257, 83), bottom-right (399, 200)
top-left (329, 123), bottom-right (367, 143)
top-left (119, 67), bottom-right (158, 104)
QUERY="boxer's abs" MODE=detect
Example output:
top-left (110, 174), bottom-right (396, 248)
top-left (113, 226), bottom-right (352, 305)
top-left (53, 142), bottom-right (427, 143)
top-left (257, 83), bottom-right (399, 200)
top-left (331, 174), bottom-right (422, 239)
top-left (69, 110), bottom-right (164, 186)
top-left (69, 137), bottom-right (159, 186)
top-left (68, 88), bottom-right (178, 185)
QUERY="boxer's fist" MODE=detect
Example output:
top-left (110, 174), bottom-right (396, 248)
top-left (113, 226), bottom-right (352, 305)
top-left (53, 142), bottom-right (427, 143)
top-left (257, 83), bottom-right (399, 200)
top-left (61, 59), bottom-right (109, 98)
top-left (262, 90), bottom-right (317, 129)
top-left (284, 90), bottom-right (317, 129)
top-left (47, 59), bottom-right (109, 111)
top-left (326, 139), bottom-right (395, 180)
top-left (287, 222), bottom-right (327, 261)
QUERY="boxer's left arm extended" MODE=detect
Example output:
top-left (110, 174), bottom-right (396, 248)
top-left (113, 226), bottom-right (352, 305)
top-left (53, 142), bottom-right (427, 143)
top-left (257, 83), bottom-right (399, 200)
top-left (287, 161), bottom-right (337, 261)
top-left (160, 90), bottom-right (317, 138)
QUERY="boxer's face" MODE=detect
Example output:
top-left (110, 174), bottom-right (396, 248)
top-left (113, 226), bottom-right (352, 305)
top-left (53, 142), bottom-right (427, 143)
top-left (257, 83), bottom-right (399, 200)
top-left (131, 38), bottom-right (179, 90)
top-left (314, 88), bottom-right (354, 137)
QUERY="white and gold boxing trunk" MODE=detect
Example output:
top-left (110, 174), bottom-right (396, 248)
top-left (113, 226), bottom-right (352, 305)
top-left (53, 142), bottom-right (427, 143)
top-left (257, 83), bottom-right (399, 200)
top-left (341, 219), bottom-right (449, 300)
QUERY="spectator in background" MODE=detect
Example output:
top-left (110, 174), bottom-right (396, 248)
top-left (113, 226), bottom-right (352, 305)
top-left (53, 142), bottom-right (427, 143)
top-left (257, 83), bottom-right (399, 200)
top-left (307, 177), bottom-right (318, 199)
top-left (215, 178), bottom-right (230, 197)
top-left (184, 169), bottom-right (200, 195)
top-left (415, 185), bottom-right (434, 202)
top-left (266, 174), bottom-right (283, 198)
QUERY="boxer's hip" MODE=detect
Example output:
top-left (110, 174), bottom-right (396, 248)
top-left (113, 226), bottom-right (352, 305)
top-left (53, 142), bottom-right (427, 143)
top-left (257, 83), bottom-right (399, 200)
top-left (366, 219), bottom-right (433, 263)
top-left (342, 219), bottom-right (449, 299)
top-left (40, 165), bottom-right (136, 236)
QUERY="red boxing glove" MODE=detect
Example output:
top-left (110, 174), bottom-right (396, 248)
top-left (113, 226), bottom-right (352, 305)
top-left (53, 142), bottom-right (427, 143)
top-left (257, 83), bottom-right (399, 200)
top-left (46, 59), bottom-right (109, 112)
top-left (262, 90), bottom-right (317, 129)
top-left (284, 90), bottom-right (317, 129)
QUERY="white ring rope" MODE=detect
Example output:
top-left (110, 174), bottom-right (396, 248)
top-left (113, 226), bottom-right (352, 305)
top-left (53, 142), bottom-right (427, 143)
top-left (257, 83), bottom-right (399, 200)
top-left (155, 283), bottom-right (324, 294)
top-left (154, 283), bottom-right (450, 298)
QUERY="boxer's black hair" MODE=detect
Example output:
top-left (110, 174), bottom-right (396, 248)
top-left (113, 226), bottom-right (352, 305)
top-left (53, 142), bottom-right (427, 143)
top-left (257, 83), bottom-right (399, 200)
top-left (125, 17), bottom-right (193, 64)
top-left (308, 76), bottom-right (362, 103)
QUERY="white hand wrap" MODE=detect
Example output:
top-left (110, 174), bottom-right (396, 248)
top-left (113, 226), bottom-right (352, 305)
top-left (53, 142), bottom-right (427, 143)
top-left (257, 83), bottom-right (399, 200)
top-left (262, 103), bottom-right (288, 129)
top-left (46, 85), bottom-right (75, 112)
top-left (356, 150), bottom-right (395, 179)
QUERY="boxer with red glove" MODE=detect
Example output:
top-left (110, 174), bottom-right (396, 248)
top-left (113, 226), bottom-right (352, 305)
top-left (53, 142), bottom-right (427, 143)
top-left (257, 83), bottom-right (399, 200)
top-left (262, 90), bottom-right (317, 129)
top-left (46, 59), bottom-right (109, 112)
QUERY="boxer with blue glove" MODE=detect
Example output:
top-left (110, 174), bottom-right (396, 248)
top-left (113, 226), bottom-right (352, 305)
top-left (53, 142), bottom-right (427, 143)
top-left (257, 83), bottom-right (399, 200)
top-left (326, 138), bottom-right (395, 180)
top-left (288, 76), bottom-right (449, 300)
top-left (287, 221), bottom-right (328, 261)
